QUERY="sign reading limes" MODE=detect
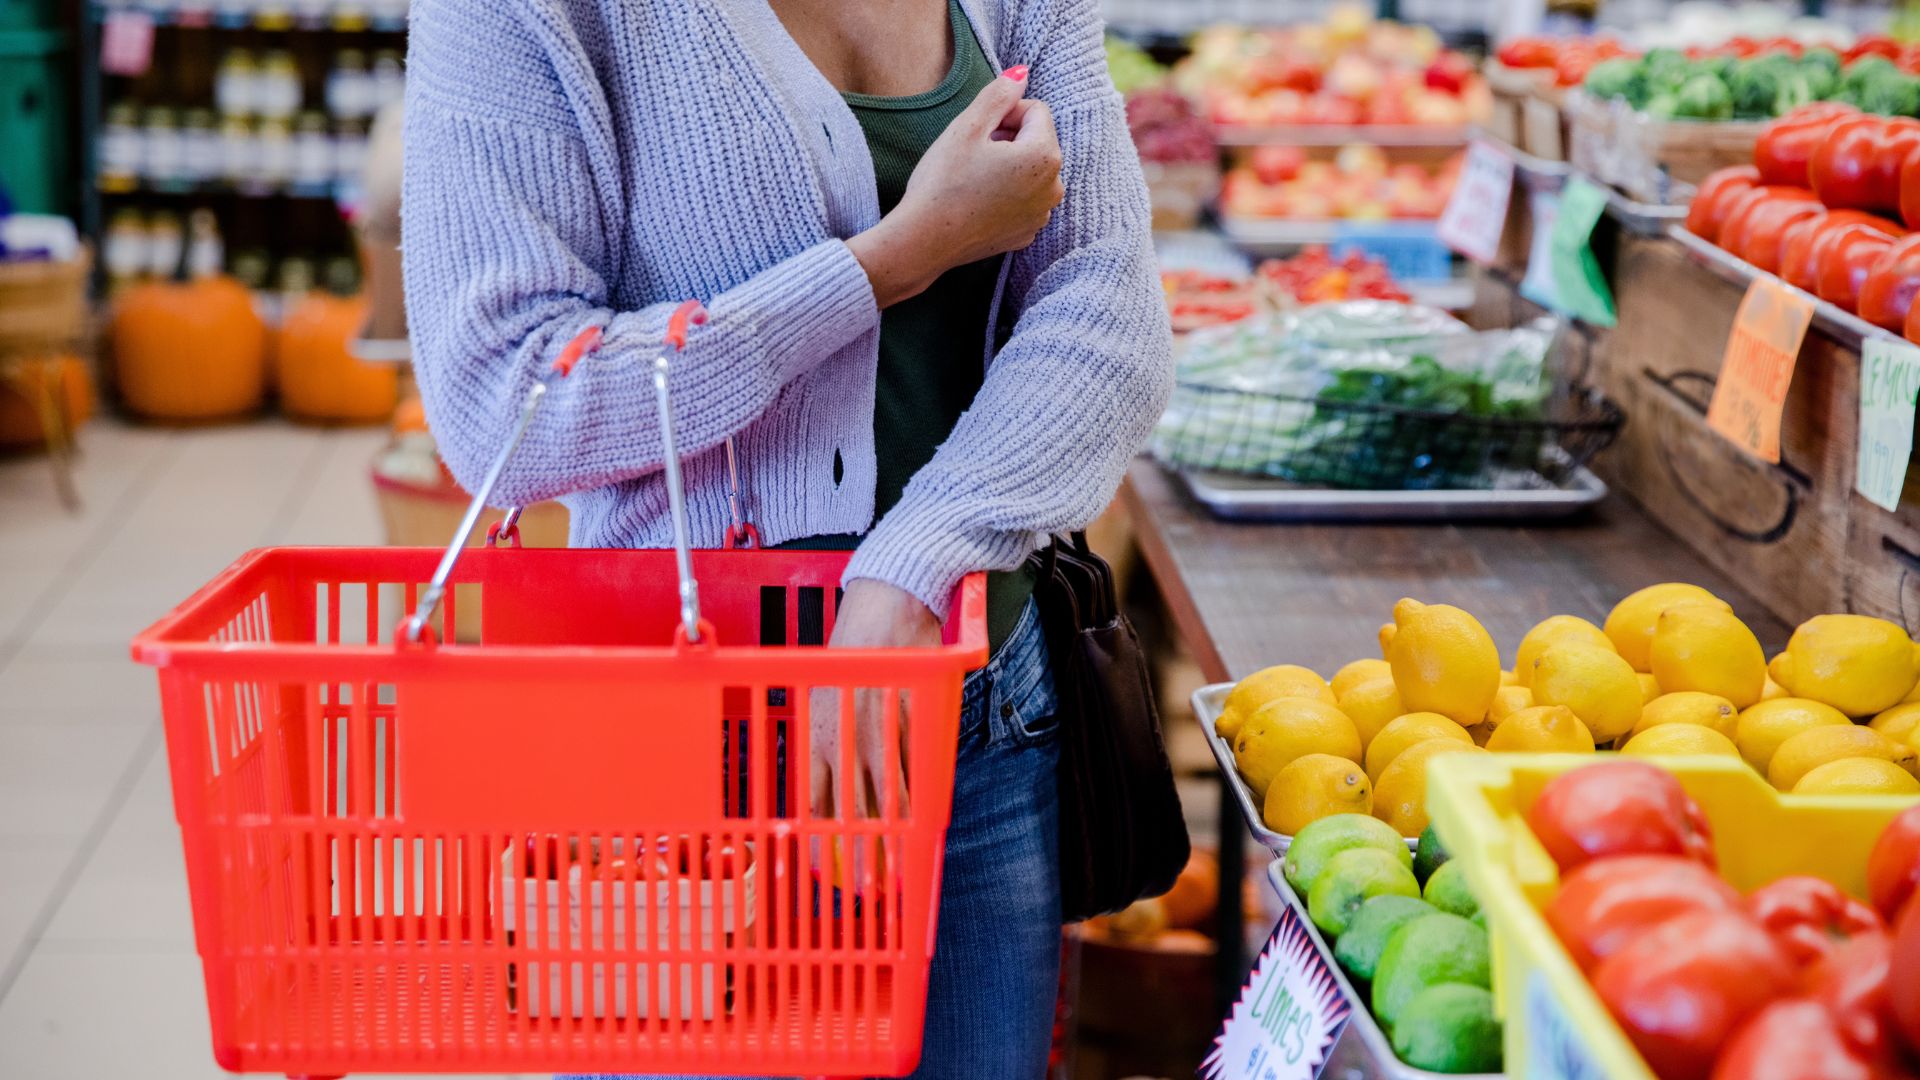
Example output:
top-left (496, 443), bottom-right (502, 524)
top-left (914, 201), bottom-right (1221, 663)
top-left (1706, 277), bottom-right (1815, 464)
top-left (1206, 906), bottom-right (1351, 1080)
top-left (1856, 337), bottom-right (1920, 512)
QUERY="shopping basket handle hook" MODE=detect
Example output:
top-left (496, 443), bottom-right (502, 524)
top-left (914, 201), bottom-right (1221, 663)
top-left (653, 300), bottom-right (711, 643)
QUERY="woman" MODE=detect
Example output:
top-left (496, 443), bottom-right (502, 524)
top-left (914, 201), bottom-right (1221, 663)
top-left (402, 0), bottom-right (1172, 1073)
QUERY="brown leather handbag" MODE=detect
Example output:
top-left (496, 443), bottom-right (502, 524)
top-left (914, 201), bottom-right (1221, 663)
top-left (1029, 532), bottom-right (1190, 921)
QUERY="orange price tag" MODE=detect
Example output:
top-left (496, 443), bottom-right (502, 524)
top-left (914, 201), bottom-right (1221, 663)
top-left (1706, 278), bottom-right (1815, 463)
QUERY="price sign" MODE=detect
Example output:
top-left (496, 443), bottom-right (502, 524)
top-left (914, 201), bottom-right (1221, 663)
top-left (99, 11), bottom-right (156, 77)
top-left (1706, 277), bottom-right (1815, 463)
top-left (1519, 185), bottom-right (1563, 311)
top-left (1204, 906), bottom-right (1351, 1080)
top-left (1856, 337), bottom-right (1920, 511)
top-left (1546, 176), bottom-right (1616, 327)
top-left (1522, 973), bottom-right (1612, 1080)
top-left (1331, 221), bottom-right (1453, 282)
top-left (1437, 140), bottom-right (1516, 265)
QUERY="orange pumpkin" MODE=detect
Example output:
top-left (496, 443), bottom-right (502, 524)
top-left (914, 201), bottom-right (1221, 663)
top-left (0, 355), bottom-right (94, 448)
top-left (111, 276), bottom-right (268, 420)
top-left (275, 293), bottom-right (398, 424)
top-left (391, 394), bottom-right (428, 435)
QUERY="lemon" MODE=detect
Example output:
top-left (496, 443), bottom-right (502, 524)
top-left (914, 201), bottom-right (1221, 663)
top-left (1632, 691), bottom-right (1739, 740)
top-left (1905, 678), bottom-right (1920, 705)
top-left (1339, 677), bottom-right (1407, 749)
top-left (1374, 741), bottom-right (1488, 837)
top-left (1762, 673), bottom-right (1791, 701)
top-left (1514, 615), bottom-right (1615, 687)
top-left (1367, 713), bottom-right (1473, 783)
top-left (1333, 658), bottom-right (1394, 700)
top-left (1387, 599), bottom-right (1502, 727)
top-left (1768, 725), bottom-right (1918, 791)
top-left (1637, 673), bottom-right (1663, 705)
top-left (1605, 583), bottom-right (1731, 672)
top-left (1379, 622), bottom-right (1397, 657)
top-left (1487, 685), bottom-right (1533, 726)
top-left (1620, 725), bottom-right (1742, 759)
top-left (1486, 705), bottom-right (1595, 754)
top-left (1793, 757), bottom-right (1920, 796)
top-left (1870, 703), bottom-right (1920, 745)
top-left (1735, 698), bottom-right (1853, 774)
top-left (1217, 664), bottom-right (1338, 741)
top-left (1264, 754), bottom-right (1374, 834)
top-left (1769, 614), bottom-right (1920, 717)
top-left (1234, 698), bottom-right (1364, 800)
top-left (1650, 603), bottom-right (1768, 709)
top-left (1501, 670), bottom-right (1521, 688)
top-left (1530, 645), bottom-right (1643, 742)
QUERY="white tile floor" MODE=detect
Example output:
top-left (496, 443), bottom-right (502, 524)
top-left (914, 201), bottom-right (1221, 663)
top-left (0, 419), bottom-right (527, 1079)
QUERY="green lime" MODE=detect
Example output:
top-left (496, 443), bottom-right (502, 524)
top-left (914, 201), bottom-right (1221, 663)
top-left (1391, 983), bottom-right (1503, 1073)
top-left (1285, 814), bottom-right (1411, 896)
top-left (1422, 860), bottom-right (1481, 921)
top-left (1472, 908), bottom-right (1488, 930)
top-left (1371, 913), bottom-right (1492, 1032)
top-left (1413, 824), bottom-right (1451, 885)
top-left (1333, 895), bottom-right (1436, 985)
top-left (1306, 847), bottom-right (1421, 938)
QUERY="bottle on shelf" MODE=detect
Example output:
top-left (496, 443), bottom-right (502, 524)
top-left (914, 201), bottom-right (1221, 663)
top-left (99, 103), bottom-right (143, 192)
top-left (368, 0), bottom-right (406, 31)
top-left (322, 253), bottom-right (359, 296)
top-left (257, 49), bottom-right (303, 121)
top-left (215, 48), bottom-right (259, 118)
top-left (371, 48), bottom-right (404, 109)
top-left (103, 209), bottom-right (152, 292)
top-left (143, 106), bottom-right (185, 189)
top-left (220, 115), bottom-right (257, 187)
top-left (147, 210), bottom-right (185, 280)
top-left (292, 110), bottom-right (333, 193)
top-left (182, 108), bottom-right (222, 186)
top-left (254, 116), bottom-right (295, 190)
top-left (326, 48), bottom-right (372, 121)
top-left (332, 114), bottom-right (369, 192)
top-left (187, 209), bottom-right (225, 279)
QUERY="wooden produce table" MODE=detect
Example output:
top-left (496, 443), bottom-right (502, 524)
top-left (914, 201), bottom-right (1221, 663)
top-left (1120, 459), bottom-right (1792, 1009)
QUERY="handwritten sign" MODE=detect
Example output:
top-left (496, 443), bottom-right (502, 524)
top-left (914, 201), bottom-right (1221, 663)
top-left (1204, 906), bottom-right (1351, 1080)
top-left (1546, 176), bottom-right (1616, 327)
top-left (1857, 337), bottom-right (1920, 511)
top-left (1518, 187), bottom-right (1564, 313)
top-left (1438, 140), bottom-right (1517, 265)
top-left (1706, 277), bottom-right (1815, 463)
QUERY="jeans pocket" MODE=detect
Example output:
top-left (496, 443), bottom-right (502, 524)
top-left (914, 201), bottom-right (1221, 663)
top-left (986, 608), bottom-right (1059, 749)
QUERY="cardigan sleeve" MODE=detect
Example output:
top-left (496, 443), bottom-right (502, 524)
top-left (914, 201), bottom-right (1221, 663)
top-left (401, 0), bottom-right (879, 509)
top-left (841, 0), bottom-right (1175, 619)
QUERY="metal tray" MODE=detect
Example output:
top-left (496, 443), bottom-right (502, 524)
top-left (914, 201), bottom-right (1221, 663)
top-left (1265, 861), bottom-right (1503, 1080)
top-left (1176, 465), bottom-right (1609, 523)
top-left (1667, 224), bottom-right (1904, 353)
top-left (1192, 683), bottom-right (1419, 857)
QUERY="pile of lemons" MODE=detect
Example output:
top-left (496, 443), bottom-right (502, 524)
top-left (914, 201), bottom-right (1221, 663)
top-left (1219, 583), bottom-right (1920, 838)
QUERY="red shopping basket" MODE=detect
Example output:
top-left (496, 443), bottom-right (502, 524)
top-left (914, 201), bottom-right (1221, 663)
top-left (130, 306), bottom-right (988, 1077)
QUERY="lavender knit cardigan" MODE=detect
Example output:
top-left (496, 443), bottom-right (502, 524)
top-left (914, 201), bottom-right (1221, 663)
top-left (401, 0), bottom-right (1173, 619)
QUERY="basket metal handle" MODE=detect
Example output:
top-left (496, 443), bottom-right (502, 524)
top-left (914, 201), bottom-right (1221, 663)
top-left (401, 301), bottom-right (711, 644)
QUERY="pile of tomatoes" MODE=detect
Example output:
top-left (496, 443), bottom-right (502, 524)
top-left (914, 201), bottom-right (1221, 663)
top-left (1256, 245), bottom-right (1412, 305)
top-left (1687, 102), bottom-right (1920, 339)
top-left (1529, 760), bottom-right (1920, 1080)
top-left (1495, 34), bottom-right (1920, 91)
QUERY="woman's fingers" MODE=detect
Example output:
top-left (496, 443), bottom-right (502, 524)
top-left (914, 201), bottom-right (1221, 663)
top-left (957, 68), bottom-right (1029, 138)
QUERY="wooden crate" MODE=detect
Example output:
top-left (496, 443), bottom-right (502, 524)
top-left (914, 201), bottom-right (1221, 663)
top-left (1847, 496), bottom-right (1920, 637)
top-left (1567, 92), bottom-right (1761, 203)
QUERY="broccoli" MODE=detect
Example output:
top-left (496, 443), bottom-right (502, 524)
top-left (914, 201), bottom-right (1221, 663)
top-left (1728, 58), bottom-right (1789, 119)
top-left (1801, 46), bottom-right (1843, 80)
top-left (1696, 54), bottom-right (1737, 84)
top-left (1645, 90), bottom-right (1680, 119)
top-left (1855, 71), bottom-right (1920, 116)
top-left (1841, 55), bottom-right (1902, 102)
top-left (1583, 57), bottom-right (1644, 104)
top-left (1773, 69), bottom-right (1821, 115)
top-left (1673, 73), bottom-right (1735, 120)
top-left (1797, 60), bottom-right (1838, 102)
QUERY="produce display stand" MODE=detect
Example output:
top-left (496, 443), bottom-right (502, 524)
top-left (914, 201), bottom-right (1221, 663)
top-left (1174, 465), bottom-right (1611, 523)
top-left (1214, 124), bottom-right (1469, 150)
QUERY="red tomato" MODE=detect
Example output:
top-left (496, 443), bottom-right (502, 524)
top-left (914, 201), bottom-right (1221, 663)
top-left (1546, 854), bottom-right (1741, 971)
top-left (1709, 999), bottom-right (1881, 1080)
top-left (1528, 761), bottom-right (1716, 874)
top-left (1744, 876), bottom-right (1886, 967)
top-left (1900, 148), bottom-right (1920, 233)
top-left (1496, 37), bottom-right (1559, 70)
top-left (1812, 117), bottom-right (1920, 215)
top-left (1868, 804), bottom-right (1920, 921)
top-left (1555, 47), bottom-right (1598, 88)
top-left (1735, 197), bottom-right (1827, 273)
top-left (1858, 233), bottom-right (1920, 331)
top-left (1594, 909), bottom-right (1797, 1080)
top-left (1908, 289), bottom-right (1920, 345)
top-left (1848, 35), bottom-right (1903, 64)
top-left (1686, 165), bottom-right (1761, 242)
top-left (1781, 210), bottom-right (1902, 293)
top-left (1754, 103), bottom-right (1859, 187)
top-left (1718, 186), bottom-right (1821, 261)
top-left (1802, 932), bottom-right (1897, 1063)
top-left (1891, 898), bottom-right (1920, 1060)
top-left (1814, 223), bottom-right (1897, 312)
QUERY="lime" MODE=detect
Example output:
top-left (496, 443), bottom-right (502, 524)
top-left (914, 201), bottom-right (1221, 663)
top-left (1422, 860), bottom-right (1480, 921)
top-left (1391, 983), bottom-right (1502, 1073)
top-left (1283, 813), bottom-right (1410, 896)
top-left (1413, 824), bottom-right (1450, 886)
top-left (1371, 913), bottom-right (1492, 1032)
top-left (1332, 895), bottom-right (1436, 984)
top-left (1306, 847), bottom-right (1421, 938)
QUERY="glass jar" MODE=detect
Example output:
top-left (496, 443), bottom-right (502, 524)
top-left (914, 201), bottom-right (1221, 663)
top-left (257, 50), bottom-right (303, 120)
top-left (147, 210), bottom-right (185, 280)
top-left (371, 48), bottom-right (404, 109)
top-left (220, 115), bottom-right (257, 185)
top-left (103, 209), bottom-right (151, 287)
top-left (292, 110), bottom-right (334, 190)
top-left (181, 107), bottom-right (222, 184)
top-left (98, 103), bottom-right (143, 188)
top-left (187, 209), bottom-right (225, 279)
top-left (142, 106), bottom-right (184, 186)
top-left (254, 116), bottom-right (295, 188)
top-left (215, 48), bottom-right (258, 117)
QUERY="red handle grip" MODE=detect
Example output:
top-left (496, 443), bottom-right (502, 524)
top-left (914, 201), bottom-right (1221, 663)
top-left (549, 326), bottom-right (604, 377)
top-left (666, 299), bottom-right (709, 352)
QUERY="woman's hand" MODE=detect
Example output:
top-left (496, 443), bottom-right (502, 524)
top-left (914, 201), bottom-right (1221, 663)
top-left (809, 579), bottom-right (940, 821)
top-left (847, 67), bottom-right (1065, 307)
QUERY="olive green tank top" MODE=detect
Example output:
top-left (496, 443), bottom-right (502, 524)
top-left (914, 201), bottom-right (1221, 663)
top-left (782, 0), bottom-right (1038, 653)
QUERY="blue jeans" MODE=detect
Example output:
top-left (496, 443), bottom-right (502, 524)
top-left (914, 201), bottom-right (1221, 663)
top-left (568, 600), bottom-right (1062, 1079)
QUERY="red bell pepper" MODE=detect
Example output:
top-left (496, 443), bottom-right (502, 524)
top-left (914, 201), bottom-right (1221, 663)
top-left (1814, 222), bottom-right (1898, 312)
top-left (1744, 876), bottom-right (1886, 967)
top-left (1859, 233), bottom-right (1920, 331)
top-left (1709, 999), bottom-right (1881, 1080)
top-left (1754, 103), bottom-right (1858, 188)
top-left (1686, 165), bottom-right (1761, 242)
top-left (1736, 197), bottom-right (1827, 273)
top-left (1782, 210), bottom-right (1904, 293)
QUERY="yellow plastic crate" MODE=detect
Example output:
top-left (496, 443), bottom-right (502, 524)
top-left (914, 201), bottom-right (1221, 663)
top-left (1425, 752), bottom-right (1918, 1080)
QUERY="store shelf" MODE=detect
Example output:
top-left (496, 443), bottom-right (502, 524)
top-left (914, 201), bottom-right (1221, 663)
top-left (1666, 224), bottom-right (1900, 353)
top-left (1497, 139), bottom-right (1688, 234)
top-left (98, 177), bottom-right (348, 199)
top-left (90, 5), bottom-right (406, 32)
top-left (1214, 123), bottom-right (1469, 149)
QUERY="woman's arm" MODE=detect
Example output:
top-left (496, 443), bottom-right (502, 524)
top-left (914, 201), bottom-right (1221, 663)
top-left (841, 0), bottom-right (1175, 618)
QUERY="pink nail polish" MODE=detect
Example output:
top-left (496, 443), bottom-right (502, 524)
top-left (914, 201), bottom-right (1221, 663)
top-left (1003, 65), bottom-right (1028, 82)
